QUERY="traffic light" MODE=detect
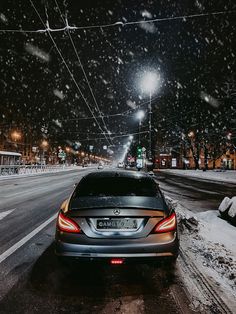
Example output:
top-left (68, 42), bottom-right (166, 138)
top-left (137, 146), bottom-right (142, 158)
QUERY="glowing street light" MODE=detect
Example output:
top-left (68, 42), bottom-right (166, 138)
top-left (41, 140), bottom-right (48, 165)
top-left (136, 110), bottom-right (145, 121)
top-left (41, 140), bottom-right (48, 148)
top-left (227, 132), bottom-right (232, 140)
top-left (11, 131), bottom-right (21, 142)
top-left (139, 70), bottom-right (161, 160)
top-left (188, 131), bottom-right (194, 138)
top-left (140, 71), bottom-right (160, 95)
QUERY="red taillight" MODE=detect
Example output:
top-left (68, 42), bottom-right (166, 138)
top-left (57, 212), bottom-right (81, 233)
top-left (153, 212), bottom-right (177, 233)
top-left (110, 258), bottom-right (124, 265)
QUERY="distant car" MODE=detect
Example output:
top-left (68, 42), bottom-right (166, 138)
top-left (97, 164), bottom-right (103, 169)
top-left (117, 162), bottom-right (124, 168)
top-left (82, 162), bottom-right (88, 167)
top-left (148, 171), bottom-right (155, 177)
top-left (55, 171), bottom-right (179, 265)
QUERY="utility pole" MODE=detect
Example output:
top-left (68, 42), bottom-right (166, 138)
top-left (148, 91), bottom-right (152, 160)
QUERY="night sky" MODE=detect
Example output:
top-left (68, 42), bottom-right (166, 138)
top-left (0, 0), bottom-right (235, 157)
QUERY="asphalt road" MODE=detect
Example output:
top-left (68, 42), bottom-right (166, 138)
top-left (155, 170), bottom-right (236, 212)
top-left (0, 168), bottom-right (185, 314)
top-left (1, 167), bottom-right (235, 313)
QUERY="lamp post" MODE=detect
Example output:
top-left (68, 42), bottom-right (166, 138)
top-left (11, 131), bottom-right (21, 151)
top-left (41, 140), bottom-right (48, 165)
top-left (136, 110), bottom-right (145, 145)
top-left (65, 147), bottom-right (71, 165)
top-left (139, 71), bottom-right (160, 160)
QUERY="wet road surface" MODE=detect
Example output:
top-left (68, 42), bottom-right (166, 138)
top-left (1, 168), bottom-right (234, 313)
top-left (0, 168), bottom-right (185, 313)
top-left (0, 242), bottom-right (180, 313)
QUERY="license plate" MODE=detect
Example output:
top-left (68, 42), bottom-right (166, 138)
top-left (97, 219), bottom-right (137, 230)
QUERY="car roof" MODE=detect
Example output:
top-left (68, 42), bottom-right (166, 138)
top-left (83, 170), bottom-right (153, 180)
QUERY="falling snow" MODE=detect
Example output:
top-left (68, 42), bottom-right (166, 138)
top-left (53, 89), bottom-right (64, 100)
top-left (24, 43), bottom-right (51, 62)
top-left (0, 0), bottom-right (235, 160)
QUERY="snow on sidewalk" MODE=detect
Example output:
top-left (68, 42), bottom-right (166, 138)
top-left (0, 165), bottom-right (83, 180)
top-left (167, 197), bottom-right (236, 309)
top-left (159, 169), bottom-right (236, 184)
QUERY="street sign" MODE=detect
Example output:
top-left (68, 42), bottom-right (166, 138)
top-left (171, 158), bottom-right (177, 168)
top-left (58, 152), bottom-right (66, 158)
top-left (136, 158), bottom-right (143, 169)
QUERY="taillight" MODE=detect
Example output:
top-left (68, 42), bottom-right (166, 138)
top-left (57, 212), bottom-right (81, 233)
top-left (153, 212), bottom-right (176, 233)
top-left (110, 258), bottom-right (124, 265)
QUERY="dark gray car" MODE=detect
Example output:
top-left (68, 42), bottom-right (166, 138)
top-left (55, 170), bottom-right (179, 265)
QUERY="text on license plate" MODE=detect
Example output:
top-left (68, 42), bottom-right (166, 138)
top-left (97, 219), bottom-right (137, 229)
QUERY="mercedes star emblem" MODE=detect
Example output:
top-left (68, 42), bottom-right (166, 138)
top-left (113, 209), bottom-right (120, 216)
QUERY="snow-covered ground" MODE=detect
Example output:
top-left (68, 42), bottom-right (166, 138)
top-left (161, 165), bottom-right (236, 307)
top-left (167, 197), bottom-right (236, 311)
top-left (0, 165), bottom-right (97, 180)
top-left (159, 169), bottom-right (236, 184)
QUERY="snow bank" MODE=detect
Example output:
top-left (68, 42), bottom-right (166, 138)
top-left (159, 169), bottom-right (236, 184)
top-left (218, 196), bottom-right (236, 225)
top-left (166, 196), bottom-right (236, 302)
top-left (228, 197), bottom-right (236, 219)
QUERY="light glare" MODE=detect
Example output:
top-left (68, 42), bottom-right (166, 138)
top-left (136, 110), bottom-right (145, 120)
top-left (140, 71), bottom-right (160, 94)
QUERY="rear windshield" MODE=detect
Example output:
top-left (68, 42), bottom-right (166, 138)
top-left (74, 177), bottom-right (161, 197)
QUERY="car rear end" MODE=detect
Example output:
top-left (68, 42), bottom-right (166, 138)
top-left (55, 172), bottom-right (179, 265)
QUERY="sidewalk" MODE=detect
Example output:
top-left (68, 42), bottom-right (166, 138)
top-left (158, 169), bottom-right (236, 184)
top-left (0, 165), bottom-right (92, 181)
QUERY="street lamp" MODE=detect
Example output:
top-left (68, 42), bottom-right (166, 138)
top-left (10, 131), bottom-right (21, 155)
top-left (136, 110), bottom-right (145, 144)
top-left (139, 71), bottom-right (160, 159)
top-left (11, 131), bottom-right (21, 142)
top-left (41, 140), bottom-right (48, 165)
top-left (188, 131), bottom-right (194, 138)
top-left (11, 131), bottom-right (21, 152)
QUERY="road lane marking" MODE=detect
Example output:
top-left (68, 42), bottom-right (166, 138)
top-left (0, 209), bottom-right (16, 221)
top-left (0, 213), bottom-right (57, 264)
top-left (1, 181), bottom-right (70, 199)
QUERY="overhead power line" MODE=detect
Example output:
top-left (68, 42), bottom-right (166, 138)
top-left (54, 0), bottom-right (114, 146)
top-left (0, 9), bottom-right (235, 33)
top-left (29, 0), bottom-right (112, 146)
top-left (72, 130), bottom-right (149, 142)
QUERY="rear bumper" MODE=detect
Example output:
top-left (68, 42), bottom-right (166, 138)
top-left (55, 232), bottom-right (179, 260)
